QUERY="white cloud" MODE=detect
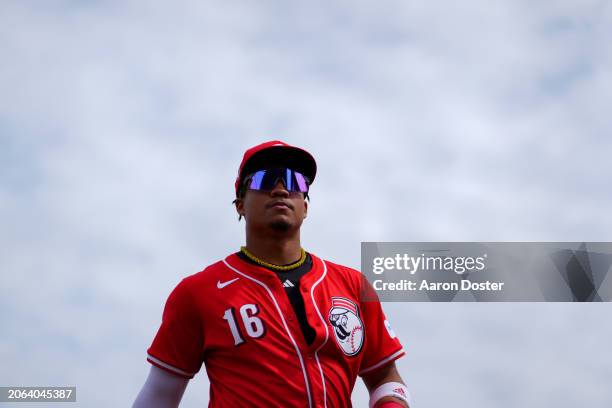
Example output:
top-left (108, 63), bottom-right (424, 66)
top-left (1, 1), bottom-right (611, 407)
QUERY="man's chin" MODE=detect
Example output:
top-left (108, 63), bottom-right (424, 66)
top-left (269, 219), bottom-right (292, 233)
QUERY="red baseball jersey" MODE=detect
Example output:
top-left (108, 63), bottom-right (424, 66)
top-left (147, 252), bottom-right (405, 407)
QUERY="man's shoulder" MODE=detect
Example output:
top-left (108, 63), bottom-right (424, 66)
top-left (317, 256), bottom-right (363, 282)
top-left (177, 258), bottom-right (232, 289)
top-left (319, 257), bottom-right (360, 273)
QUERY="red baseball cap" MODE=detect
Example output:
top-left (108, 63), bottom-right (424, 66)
top-left (235, 140), bottom-right (317, 195)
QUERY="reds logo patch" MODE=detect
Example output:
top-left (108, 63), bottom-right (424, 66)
top-left (328, 297), bottom-right (364, 356)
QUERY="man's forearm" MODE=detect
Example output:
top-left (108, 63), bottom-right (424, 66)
top-left (362, 363), bottom-right (411, 408)
top-left (132, 366), bottom-right (189, 408)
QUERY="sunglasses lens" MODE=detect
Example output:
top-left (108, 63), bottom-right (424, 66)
top-left (248, 170), bottom-right (266, 190)
top-left (294, 171), bottom-right (308, 192)
top-left (247, 168), bottom-right (309, 193)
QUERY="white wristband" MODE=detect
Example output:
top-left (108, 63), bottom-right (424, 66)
top-left (369, 381), bottom-right (411, 408)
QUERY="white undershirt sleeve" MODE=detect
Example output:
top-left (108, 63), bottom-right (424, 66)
top-left (132, 365), bottom-right (190, 408)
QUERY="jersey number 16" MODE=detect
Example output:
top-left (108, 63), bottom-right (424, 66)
top-left (222, 304), bottom-right (266, 346)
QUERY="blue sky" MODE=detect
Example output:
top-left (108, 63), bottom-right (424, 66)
top-left (1, 1), bottom-right (611, 407)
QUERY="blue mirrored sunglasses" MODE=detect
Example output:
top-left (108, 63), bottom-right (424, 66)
top-left (245, 168), bottom-right (309, 193)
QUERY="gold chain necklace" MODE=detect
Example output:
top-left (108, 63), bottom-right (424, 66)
top-left (240, 246), bottom-right (307, 271)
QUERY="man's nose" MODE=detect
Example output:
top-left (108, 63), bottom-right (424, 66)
top-left (270, 180), bottom-right (289, 196)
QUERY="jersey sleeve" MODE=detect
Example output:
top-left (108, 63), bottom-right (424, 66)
top-left (147, 278), bottom-right (204, 379)
top-left (358, 279), bottom-right (405, 376)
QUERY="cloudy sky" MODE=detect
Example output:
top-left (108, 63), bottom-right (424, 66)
top-left (1, 1), bottom-right (611, 407)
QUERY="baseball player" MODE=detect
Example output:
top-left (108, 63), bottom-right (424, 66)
top-left (133, 141), bottom-right (411, 407)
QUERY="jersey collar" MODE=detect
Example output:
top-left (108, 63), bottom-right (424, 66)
top-left (225, 252), bottom-right (325, 287)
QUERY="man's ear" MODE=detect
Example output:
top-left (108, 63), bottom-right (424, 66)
top-left (303, 197), bottom-right (308, 219)
top-left (234, 198), bottom-right (245, 220)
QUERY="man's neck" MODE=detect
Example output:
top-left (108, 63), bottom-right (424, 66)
top-left (244, 234), bottom-right (302, 266)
